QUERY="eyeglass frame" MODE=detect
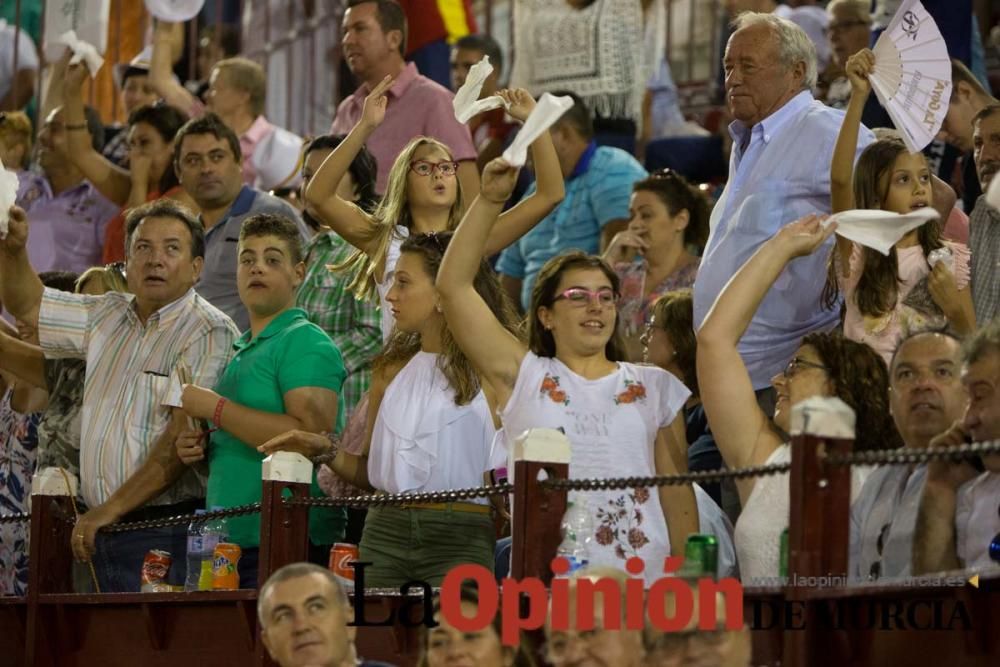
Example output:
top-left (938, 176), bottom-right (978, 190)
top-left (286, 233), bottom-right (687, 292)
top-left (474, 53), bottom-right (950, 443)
top-left (553, 287), bottom-right (618, 307)
top-left (409, 159), bottom-right (459, 177)
top-left (782, 357), bottom-right (830, 379)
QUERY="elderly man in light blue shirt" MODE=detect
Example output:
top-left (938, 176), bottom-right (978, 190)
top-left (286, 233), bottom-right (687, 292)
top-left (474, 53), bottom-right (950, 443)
top-left (694, 12), bottom-right (874, 393)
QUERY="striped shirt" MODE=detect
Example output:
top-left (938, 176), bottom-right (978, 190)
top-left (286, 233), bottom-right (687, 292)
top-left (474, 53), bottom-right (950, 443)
top-left (38, 287), bottom-right (240, 509)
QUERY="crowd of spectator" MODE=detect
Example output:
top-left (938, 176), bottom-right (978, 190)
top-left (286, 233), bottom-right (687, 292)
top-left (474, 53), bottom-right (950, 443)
top-left (1, 1), bottom-right (999, 664)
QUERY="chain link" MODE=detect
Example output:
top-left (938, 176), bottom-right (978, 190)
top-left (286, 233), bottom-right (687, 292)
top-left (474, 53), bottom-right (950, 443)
top-left (284, 482), bottom-right (515, 509)
top-left (540, 462), bottom-right (792, 492)
top-left (0, 512), bottom-right (29, 524)
top-left (826, 439), bottom-right (1000, 467)
top-left (100, 503), bottom-right (262, 533)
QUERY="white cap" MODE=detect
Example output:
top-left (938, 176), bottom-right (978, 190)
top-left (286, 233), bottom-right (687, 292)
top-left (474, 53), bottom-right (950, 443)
top-left (252, 126), bottom-right (306, 192)
top-left (144, 0), bottom-right (205, 23)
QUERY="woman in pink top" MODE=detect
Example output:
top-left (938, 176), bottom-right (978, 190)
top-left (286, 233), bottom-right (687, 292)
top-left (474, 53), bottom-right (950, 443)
top-left (603, 169), bottom-right (709, 360)
top-left (826, 50), bottom-right (975, 363)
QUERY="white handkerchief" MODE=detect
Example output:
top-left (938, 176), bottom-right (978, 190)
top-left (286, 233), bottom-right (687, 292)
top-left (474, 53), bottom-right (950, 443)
top-left (823, 207), bottom-right (938, 255)
top-left (59, 30), bottom-right (104, 77)
top-left (454, 55), bottom-right (495, 123)
top-left (986, 172), bottom-right (1000, 210)
top-left (0, 158), bottom-right (19, 239)
top-left (457, 96), bottom-right (507, 124)
top-left (502, 93), bottom-right (574, 167)
top-left (927, 247), bottom-right (953, 272)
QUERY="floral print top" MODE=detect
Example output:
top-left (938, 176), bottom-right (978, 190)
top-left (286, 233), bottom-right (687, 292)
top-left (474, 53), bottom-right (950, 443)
top-left (501, 353), bottom-right (690, 584)
top-left (0, 387), bottom-right (42, 596)
top-left (614, 258), bottom-right (700, 339)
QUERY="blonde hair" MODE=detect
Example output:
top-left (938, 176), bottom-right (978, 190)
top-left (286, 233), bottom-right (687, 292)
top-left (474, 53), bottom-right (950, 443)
top-left (213, 57), bottom-right (267, 116)
top-left (333, 136), bottom-right (464, 299)
top-left (76, 265), bottom-right (128, 294)
top-left (0, 111), bottom-right (33, 168)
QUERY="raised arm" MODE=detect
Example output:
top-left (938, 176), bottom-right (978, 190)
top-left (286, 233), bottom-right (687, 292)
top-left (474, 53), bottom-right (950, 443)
top-left (62, 63), bottom-right (133, 206)
top-left (831, 50), bottom-right (872, 270)
top-left (437, 159), bottom-right (527, 407)
top-left (0, 207), bottom-right (43, 329)
top-left (150, 20), bottom-right (200, 116)
top-left (696, 215), bottom-right (834, 502)
top-left (39, 50), bottom-right (70, 124)
top-left (304, 77), bottom-right (395, 256)
top-left (481, 89), bottom-right (565, 256)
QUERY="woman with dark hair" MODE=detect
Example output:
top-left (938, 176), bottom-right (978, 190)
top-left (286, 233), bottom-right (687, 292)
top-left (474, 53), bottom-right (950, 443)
top-left (697, 215), bottom-right (900, 580)
top-left (419, 586), bottom-right (535, 667)
top-left (62, 62), bottom-right (195, 263)
top-left (604, 169), bottom-right (709, 360)
top-left (437, 160), bottom-right (699, 584)
top-left (261, 232), bottom-right (520, 588)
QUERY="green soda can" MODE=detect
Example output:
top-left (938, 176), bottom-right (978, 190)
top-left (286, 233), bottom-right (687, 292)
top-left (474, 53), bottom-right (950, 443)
top-left (684, 534), bottom-right (719, 577)
top-left (779, 528), bottom-right (789, 578)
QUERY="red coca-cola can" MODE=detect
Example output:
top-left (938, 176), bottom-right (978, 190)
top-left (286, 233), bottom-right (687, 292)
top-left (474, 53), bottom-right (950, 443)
top-left (328, 543), bottom-right (359, 581)
top-left (140, 549), bottom-right (172, 591)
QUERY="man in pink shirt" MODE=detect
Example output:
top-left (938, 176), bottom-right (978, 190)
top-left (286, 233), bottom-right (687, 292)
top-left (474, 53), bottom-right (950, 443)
top-left (149, 24), bottom-right (276, 187)
top-left (332, 0), bottom-right (478, 196)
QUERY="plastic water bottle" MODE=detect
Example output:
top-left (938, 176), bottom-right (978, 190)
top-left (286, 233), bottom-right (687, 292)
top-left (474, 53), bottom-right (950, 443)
top-left (198, 508), bottom-right (228, 591)
top-left (184, 510), bottom-right (207, 592)
top-left (555, 498), bottom-right (594, 576)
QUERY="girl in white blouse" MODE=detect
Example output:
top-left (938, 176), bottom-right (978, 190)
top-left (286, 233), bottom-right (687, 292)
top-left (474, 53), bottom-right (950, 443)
top-left (260, 232), bottom-right (521, 588)
top-left (437, 160), bottom-right (699, 585)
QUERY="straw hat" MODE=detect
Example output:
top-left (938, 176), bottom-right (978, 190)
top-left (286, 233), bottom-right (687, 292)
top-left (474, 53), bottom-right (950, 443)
top-left (252, 126), bottom-right (306, 192)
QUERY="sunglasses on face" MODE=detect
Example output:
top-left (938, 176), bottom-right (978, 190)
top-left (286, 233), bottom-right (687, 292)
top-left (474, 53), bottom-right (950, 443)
top-left (554, 287), bottom-right (618, 307)
top-left (409, 159), bottom-right (458, 177)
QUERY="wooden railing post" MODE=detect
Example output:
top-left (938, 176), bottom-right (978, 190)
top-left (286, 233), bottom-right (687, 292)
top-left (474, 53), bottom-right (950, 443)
top-left (510, 428), bottom-right (570, 584)
top-left (785, 397), bottom-right (856, 667)
top-left (257, 452), bottom-right (313, 587)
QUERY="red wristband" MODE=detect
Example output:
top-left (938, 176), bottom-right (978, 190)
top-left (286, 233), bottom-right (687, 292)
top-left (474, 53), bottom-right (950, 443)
top-left (212, 397), bottom-right (227, 430)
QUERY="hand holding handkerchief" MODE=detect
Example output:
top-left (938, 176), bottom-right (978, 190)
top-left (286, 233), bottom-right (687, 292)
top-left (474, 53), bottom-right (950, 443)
top-left (822, 207), bottom-right (938, 255)
top-left (0, 158), bottom-right (19, 239)
top-left (501, 93), bottom-right (574, 168)
top-left (453, 55), bottom-right (508, 124)
top-left (58, 30), bottom-right (104, 77)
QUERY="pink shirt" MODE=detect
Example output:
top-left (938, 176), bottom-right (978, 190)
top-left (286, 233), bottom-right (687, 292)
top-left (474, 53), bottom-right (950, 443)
top-left (240, 115), bottom-right (275, 186)
top-left (838, 241), bottom-right (971, 364)
top-left (331, 62), bottom-right (476, 193)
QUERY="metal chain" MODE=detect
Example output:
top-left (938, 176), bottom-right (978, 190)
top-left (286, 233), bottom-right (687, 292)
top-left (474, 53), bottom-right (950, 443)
top-left (284, 482), bottom-right (515, 508)
top-left (540, 461), bottom-right (792, 492)
top-left (100, 503), bottom-right (262, 533)
top-left (0, 512), bottom-right (29, 524)
top-left (826, 439), bottom-right (1000, 467)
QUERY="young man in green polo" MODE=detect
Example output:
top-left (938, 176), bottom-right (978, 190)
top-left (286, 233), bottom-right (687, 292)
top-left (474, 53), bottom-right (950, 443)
top-left (176, 213), bottom-right (346, 587)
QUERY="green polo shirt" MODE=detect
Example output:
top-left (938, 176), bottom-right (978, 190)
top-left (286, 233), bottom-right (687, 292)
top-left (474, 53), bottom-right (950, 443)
top-left (206, 308), bottom-right (347, 548)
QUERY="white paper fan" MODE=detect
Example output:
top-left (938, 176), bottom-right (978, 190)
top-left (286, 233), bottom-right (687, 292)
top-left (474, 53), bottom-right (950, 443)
top-left (869, 0), bottom-right (951, 154)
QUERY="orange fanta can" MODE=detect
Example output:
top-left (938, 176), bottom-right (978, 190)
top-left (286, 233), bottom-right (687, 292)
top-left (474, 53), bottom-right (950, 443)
top-left (212, 542), bottom-right (242, 590)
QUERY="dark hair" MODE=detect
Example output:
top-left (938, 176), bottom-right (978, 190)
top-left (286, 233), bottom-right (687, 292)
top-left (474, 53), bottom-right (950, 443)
top-left (348, 0), bottom-right (408, 57)
top-left (239, 213), bottom-right (304, 264)
top-left (633, 170), bottom-right (710, 252)
top-left (128, 103), bottom-right (188, 194)
top-left (83, 106), bottom-right (105, 153)
top-left (549, 90), bottom-right (593, 140)
top-left (973, 103), bottom-right (1000, 127)
top-left (528, 251), bottom-right (626, 361)
top-left (803, 331), bottom-right (902, 452)
top-left (173, 112), bottom-right (242, 169)
top-left (120, 66), bottom-right (149, 88)
top-left (822, 136), bottom-right (943, 316)
top-left (124, 199), bottom-right (206, 260)
top-left (454, 34), bottom-right (504, 74)
top-left (650, 289), bottom-right (697, 396)
top-left (305, 134), bottom-right (379, 213)
top-left (38, 271), bottom-right (81, 292)
top-left (417, 585), bottom-right (536, 667)
top-left (374, 232), bottom-right (521, 405)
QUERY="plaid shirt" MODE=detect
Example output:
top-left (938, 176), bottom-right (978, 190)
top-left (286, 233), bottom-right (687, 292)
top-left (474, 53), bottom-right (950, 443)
top-left (969, 197), bottom-right (1000, 326)
top-left (296, 231), bottom-right (381, 415)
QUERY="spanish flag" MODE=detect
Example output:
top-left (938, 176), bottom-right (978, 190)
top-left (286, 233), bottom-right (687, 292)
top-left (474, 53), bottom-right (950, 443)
top-left (398, 0), bottom-right (479, 55)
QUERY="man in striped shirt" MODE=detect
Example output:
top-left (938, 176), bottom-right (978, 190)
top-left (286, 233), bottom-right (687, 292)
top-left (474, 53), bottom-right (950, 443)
top-left (0, 199), bottom-right (239, 592)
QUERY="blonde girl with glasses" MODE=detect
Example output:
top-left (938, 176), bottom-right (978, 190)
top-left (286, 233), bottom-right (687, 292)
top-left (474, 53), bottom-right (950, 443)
top-left (304, 77), bottom-right (564, 341)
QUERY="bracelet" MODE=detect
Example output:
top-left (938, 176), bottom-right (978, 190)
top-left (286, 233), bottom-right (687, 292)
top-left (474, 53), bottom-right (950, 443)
top-left (64, 123), bottom-right (88, 131)
top-left (313, 432), bottom-right (341, 464)
top-left (212, 397), bottom-right (227, 430)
